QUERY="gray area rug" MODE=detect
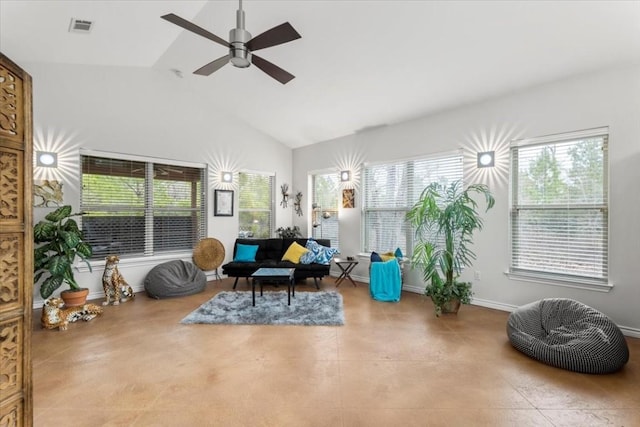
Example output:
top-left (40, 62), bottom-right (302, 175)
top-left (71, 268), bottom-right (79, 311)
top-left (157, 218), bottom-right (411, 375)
top-left (181, 291), bottom-right (344, 326)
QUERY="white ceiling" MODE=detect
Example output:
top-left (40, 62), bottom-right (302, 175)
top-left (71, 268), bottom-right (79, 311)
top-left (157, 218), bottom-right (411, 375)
top-left (2, 1), bottom-right (639, 148)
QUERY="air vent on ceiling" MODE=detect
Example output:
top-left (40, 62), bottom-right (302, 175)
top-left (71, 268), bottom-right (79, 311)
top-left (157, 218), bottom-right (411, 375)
top-left (69, 18), bottom-right (93, 33)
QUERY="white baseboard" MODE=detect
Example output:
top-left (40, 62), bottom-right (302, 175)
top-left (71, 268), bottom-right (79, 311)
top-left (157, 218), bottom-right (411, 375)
top-left (35, 275), bottom-right (640, 338)
top-left (346, 275), bottom-right (640, 338)
top-left (32, 284), bottom-right (146, 309)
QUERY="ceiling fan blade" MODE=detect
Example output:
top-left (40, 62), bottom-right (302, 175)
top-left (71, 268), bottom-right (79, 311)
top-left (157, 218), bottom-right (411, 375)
top-left (246, 22), bottom-right (301, 52)
top-left (161, 13), bottom-right (230, 48)
top-left (194, 55), bottom-right (230, 76)
top-left (251, 54), bottom-right (295, 84)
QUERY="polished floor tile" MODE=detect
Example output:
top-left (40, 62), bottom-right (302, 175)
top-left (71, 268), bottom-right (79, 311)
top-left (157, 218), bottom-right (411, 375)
top-left (32, 278), bottom-right (639, 426)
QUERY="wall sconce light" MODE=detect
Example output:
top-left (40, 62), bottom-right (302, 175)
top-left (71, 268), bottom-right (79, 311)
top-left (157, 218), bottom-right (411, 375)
top-left (36, 151), bottom-right (58, 168)
top-left (477, 151), bottom-right (495, 168)
top-left (221, 171), bottom-right (233, 183)
top-left (340, 170), bottom-right (351, 182)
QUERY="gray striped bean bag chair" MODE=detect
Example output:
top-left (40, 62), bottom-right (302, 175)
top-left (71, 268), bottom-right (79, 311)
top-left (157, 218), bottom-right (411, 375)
top-left (507, 298), bottom-right (629, 374)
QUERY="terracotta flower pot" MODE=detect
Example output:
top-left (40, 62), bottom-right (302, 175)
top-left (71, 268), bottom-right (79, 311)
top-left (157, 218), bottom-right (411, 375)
top-left (60, 288), bottom-right (89, 307)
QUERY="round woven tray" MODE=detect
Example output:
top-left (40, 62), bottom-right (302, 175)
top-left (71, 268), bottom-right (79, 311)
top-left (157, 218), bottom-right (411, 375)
top-left (193, 238), bottom-right (225, 271)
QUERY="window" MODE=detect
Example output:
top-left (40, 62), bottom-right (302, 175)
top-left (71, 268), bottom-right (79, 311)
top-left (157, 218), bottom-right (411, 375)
top-left (510, 127), bottom-right (608, 284)
top-left (363, 152), bottom-right (463, 255)
top-left (238, 171), bottom-right (274, 238)
top-left (311, 172), bottom-right (340, 249)
top-left (81, 152), bottom-right (206, 259)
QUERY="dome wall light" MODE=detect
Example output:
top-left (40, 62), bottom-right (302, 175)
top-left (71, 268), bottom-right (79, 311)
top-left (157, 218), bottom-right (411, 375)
top-left (36, 151), bottom-right (58, 168)
top-left (221, 171), bottom-right (233, 183)
top-left (340, 170), bottom-right (351, 182)
top-left (477, 151), bottom-right (495, 168)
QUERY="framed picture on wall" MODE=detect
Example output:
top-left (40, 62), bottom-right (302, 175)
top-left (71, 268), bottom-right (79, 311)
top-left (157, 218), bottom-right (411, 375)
top-left (214, 189), bottom-right (234, 216)
top-left (342, 189), bottom-right (355, 208)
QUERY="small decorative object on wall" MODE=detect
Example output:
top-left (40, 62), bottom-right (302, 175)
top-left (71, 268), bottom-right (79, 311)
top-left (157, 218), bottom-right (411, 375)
top-left (294, 191), bottom-right (303, 216)
top-left (102, 255), bottom-right (135, 306)
top-left (280, 183), bottom-right (290, 208)
top-left (342, 189), bottom-right (355, 208)
top-left (214, 189), bottom-right (234, 216)
top-left (34, 179), bottom-right (64, 207)
top-left (40, 297), bottom-right (103, 331)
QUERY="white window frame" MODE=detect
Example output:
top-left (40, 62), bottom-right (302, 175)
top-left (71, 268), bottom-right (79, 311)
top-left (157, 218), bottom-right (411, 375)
top-left (310, 170), bottom-right (340, 249)
top-left (507, 127), bottom-right (611, 291)
top-left (362, 150), bottom-right (464, 256)
top-left (79, 149), bottom-right (207, 264)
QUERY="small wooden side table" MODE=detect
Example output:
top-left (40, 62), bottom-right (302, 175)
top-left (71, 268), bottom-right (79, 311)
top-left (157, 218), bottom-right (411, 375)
top-left (334, 258), bottom-right (359, 287)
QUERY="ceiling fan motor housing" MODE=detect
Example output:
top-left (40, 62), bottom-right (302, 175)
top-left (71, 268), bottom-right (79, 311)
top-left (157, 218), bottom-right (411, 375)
top-left (229, 27), bottom-right (252, 68)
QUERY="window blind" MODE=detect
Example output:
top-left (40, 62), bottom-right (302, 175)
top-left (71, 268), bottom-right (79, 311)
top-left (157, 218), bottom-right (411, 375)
top-left (510, 128), bottom-right (608, 283)
top-left (312, 172), bottom-right (340, 249)
top-left (363, 152), bottom-right (463, 255)
top-left (81, 155), bottom-right (206, 259)
top-left (238, 171), bottom-right (274, 238)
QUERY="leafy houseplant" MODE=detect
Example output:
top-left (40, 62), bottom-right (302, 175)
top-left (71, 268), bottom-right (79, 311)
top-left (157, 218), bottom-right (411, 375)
top-left (34, 205), bottom-right (93, 304)
top-left (406, 181), bottom-right (495, 316)
top-left (276, 226), bottom-right (302, 238)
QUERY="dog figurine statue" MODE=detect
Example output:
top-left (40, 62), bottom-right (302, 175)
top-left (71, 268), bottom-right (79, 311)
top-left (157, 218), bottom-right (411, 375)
top-left (41, 297), bottom-right (103, 331)
top-left (102, 255), bottom-right (135, 306)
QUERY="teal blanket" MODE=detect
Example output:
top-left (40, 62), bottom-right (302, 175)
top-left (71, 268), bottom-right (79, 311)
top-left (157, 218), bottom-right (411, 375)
top-left (369, 259), bottom-right (401, 302)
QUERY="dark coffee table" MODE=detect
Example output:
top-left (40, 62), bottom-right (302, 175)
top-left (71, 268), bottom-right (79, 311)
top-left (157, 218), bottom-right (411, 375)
top-left (251, 268), bottom-right (295, 306)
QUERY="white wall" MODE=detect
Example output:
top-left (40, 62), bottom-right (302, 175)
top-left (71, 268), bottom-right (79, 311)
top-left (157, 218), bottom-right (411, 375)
top-left (29, 62), bottom-right (294, 306)
top-left (292, 63), bottom-right (640, 334)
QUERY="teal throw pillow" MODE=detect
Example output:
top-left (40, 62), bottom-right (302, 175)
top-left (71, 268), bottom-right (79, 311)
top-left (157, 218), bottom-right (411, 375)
top-left (234, 244), bottom-right (259, 262)
top-left (394, 247), bottom-right (404, 258)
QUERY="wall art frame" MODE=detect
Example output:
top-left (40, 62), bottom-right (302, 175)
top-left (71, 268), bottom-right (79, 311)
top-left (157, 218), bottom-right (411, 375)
top-left (214, 189), bottom-right (234, 216)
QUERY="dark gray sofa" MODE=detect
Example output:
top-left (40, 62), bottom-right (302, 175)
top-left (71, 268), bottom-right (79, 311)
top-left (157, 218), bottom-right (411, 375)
top-left (221, 238), bottom-right (332, 289)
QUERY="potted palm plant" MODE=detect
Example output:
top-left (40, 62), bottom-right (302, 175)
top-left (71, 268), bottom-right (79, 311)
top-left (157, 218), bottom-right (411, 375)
top-left (406, 180), bottom-right (494, 316)
top-left (34, 205), bottom-right (93, 306)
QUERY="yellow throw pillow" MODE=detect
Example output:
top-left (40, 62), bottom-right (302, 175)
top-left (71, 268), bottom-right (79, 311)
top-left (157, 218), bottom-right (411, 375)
top-left (281, 241), bottom-right (309, 263)
top-left (380, 252), bottom-right (396, 262)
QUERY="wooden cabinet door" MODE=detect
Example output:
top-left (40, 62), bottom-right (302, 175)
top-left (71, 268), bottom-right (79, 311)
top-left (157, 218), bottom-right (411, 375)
top-left (0, 52), bottom-right (33, 426)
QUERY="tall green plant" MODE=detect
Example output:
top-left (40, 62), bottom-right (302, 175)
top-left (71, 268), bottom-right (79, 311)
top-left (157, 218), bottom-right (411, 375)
top-left (406, 181), bottom-right (494, 315)
top-left (34, 205), bottom-right (93, 299)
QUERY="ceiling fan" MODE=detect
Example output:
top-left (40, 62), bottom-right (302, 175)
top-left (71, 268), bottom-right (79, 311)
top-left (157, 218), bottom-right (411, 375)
top-left (161, 0), bottom-right (301, 84)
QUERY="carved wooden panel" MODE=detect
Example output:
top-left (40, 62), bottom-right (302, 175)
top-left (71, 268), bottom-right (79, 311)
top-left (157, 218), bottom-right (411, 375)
top-left (0, 52), bottom-right (33, 426)
top-left (0, 235), bottom-right (22, 312)
top-left (0, 318), bottom-right (22, 400)
top-left (0, 397), bottom-right (22, 427)
top-left (0, 64), bottom-right (23, 143)
top-left (0, 148), bottom-right (22, 222)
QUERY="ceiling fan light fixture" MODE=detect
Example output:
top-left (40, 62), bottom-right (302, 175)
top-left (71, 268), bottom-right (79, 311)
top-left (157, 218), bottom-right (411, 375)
top-left (161, 0), bottom-right (300, 83)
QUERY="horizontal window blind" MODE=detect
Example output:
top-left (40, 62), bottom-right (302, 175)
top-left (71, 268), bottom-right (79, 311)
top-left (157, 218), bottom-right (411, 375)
top-left (510, 128), bottom-right (608, 282)
top-left (312, 172), bottom-right (340, 249)
top-left (238, 172), bottom-right (274, 238)
top-left (152, 164), bottom-right (205, 254)
top-left (81, 155), bottom-right (206, 259)
top-left (363, 153), bottom-right (463, 255)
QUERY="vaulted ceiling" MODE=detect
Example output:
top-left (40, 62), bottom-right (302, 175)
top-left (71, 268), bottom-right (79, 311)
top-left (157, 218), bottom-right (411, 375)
top-left (2, 1), bottom-right (639, 148)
